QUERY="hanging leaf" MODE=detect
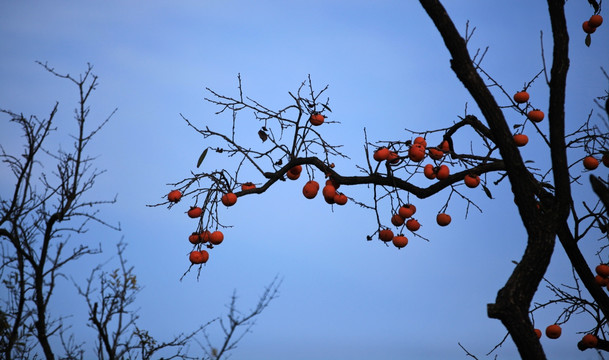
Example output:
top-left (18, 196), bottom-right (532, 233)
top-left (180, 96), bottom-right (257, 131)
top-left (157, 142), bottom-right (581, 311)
top-left (482, 184), bottom-right (493, 199)
top-left (513, 124), bottom-right (522, 129)
top-left (258, 129), bottom-right (268, 142)
top-left (196, 148), bottom-right (208, 168)
top-left (585, 34), bottom-right (591, 47)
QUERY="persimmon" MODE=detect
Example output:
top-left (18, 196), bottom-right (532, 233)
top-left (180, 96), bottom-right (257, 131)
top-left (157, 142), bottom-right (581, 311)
top-left (513, 91), bottom-right (529, 103)
top-left (436, 165), bottom-right (449, 180)
top-left (289, 165), bottom-right (302, 175)
top-left (405, 218), bottom-right (420, 231)
top-left (464, 174), bottom-right (481, 188)
top-left (513, 134), bottom-right (529, 147)
top-left (428, 147), bottom-right (444, 160)
top-left (387, 151), bottom-right (400, 164)
top-left (582, 334), bottom-right (598, 348)
top-left (414, 136), bottom-right (427, 148)
top-left (189, 250), bottom-right (209, 264)
top-left (527, 109), bottom-right (544, 122)
top-left (167, 190), bottom-right (182, 203)
top-left (309, 113), bottom-right (324, 126)
top-left (424, 164), bottom-right (436, 180)
top-left (439, 140), bottom-right (450, 153)
top-left (583, 20), bottom-right (597, 33)
top-left (379, 229), bottom-right (394, 242)
top-left (595, 264), bottom-right (609, 277)
top-left (391, 214), bottom-right (405, 226)
top-left (408, 143), bottom-right (426, 162)
top-left (221, 192), bottom-right (237, 206)
top-left (334, 193), bottom-right (348, 205)
top-left (392, 235), bottom-right (408, 249)
top-left (589, 14), bottom-right (603, 28)
top-left (436, 213), bottom-right (451, 226)
top-left (594, 275), bottom-right (609, 286)
top-left (399, 204), bottom-right (416, 218)
top-left (322, 184), bottom-right (337, 199)
top-left (209, 231), bottom-right (224, 245)
top-left (545, 324), bottom-right (562, 339)
top-left (187, 206), bottom-right (202, 218)
top-left (373, 147), bottom-right (390, 161)
top-left (286, 171), bottom-right (300, 180)
top-left (583, 156), bottom-right (599, 170)
top-left (534, 329), bottom-right (542, 339)
top-left (188, 233), bottom-right (201, 244)
top-left (302, 180), bottom-right (319, 199)
top-left (200, 230), bottom-right (211, 243)
top-left (326, 178), bottom-right (339, 189)
top-left (241, 182), bottom-right (256, 191)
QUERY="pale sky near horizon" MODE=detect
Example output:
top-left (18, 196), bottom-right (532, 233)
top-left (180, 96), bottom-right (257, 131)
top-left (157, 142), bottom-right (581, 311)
top-left (1, 1), bottom-right (608, 359)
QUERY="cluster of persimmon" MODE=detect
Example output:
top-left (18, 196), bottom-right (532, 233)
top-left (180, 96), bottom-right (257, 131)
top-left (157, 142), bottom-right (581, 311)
top-left (533, 325), bottom-right (599, 349)
top-left (287, 162), bottom-right (349, 205)
top-left (166, 189), bottom-right (229, 265)
top-left (511, 90), bottom-right (545, 148)
top-left (582, 14), bottom-right (604, 34)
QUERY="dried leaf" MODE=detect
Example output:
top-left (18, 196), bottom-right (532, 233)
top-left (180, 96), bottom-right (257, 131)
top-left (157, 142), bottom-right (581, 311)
top-left (482, 184), bottom-right (493, 199)
top-left (513, 124), bottom-right (522, 129)
top-left (585, 34), bottom-right (591, 47)
top-left (196, 148), bottom-right (208, 168)
top-left (258, 129), bottom-right (268, 142)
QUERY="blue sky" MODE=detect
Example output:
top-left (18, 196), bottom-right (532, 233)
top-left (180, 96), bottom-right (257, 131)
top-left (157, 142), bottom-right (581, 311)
top-left (1, 1), bottom-right (608, 359)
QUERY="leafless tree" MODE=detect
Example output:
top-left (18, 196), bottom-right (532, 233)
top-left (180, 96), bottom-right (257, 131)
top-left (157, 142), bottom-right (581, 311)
top-left (1, 63), bottom-right (280, 360)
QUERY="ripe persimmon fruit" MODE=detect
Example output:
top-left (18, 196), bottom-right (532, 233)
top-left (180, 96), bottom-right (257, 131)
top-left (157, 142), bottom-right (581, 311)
top-left (392, 235), bottom-right (408, 249)
top-left (391, 214), bottom-right (405, 226)
top-left (596, 264), bottom-right (609, 277)
top-left (589, 14), bottom-right (603, 28)
top-left (373, 147), bottom-right (390, 162)
top-left (334, 193), bottom-right (348, 205)
top-left (534, 329), bottom-right (542, 339)
top-left (322, 184), bottom-right (337, 199)
top-left (187, 206), bottom-right (203, 218)
top-left (309, 113), bottom-right (324, 126)
top-left (584, 156), bottom-right (599, 170)
top-left (464, 174), bottom-right (481, 188)
top-left (289, 165), bottom-right (302, 175)
top-left (302, 180), bottom-right (319, 199)
top-left (326, 178), bottom-right (340, 189)
top-left (594, 275), bottom-right (609, 286)
top-left (424, 164), bottom-right (436, 180)
top-left (379, 229), bottom-right (394, 242)
top-left (200, 230), bottom-right (211, 243)
top-left (241, 182), bottom-right (256, 191)
top-left (414, 136), bottom-right (427, 148)
top-left (189, 250), bottom-right (209, 264)
top-left (428, 147), bottom-right (444, 160)
top-left (189, 233), bottom-right (201, 244)
top-left (168, 190), bottom-right (182, 203)
top-left (399, 204), bottom-right (416, 218)
top-left (405, 218), bottom-right (420, 231)
top-left (387, 151), bottom-right (400, 164)
top-left (439, 140), bottom-right (450, 153)
top-left (582, 334), bottom-right (598, 348)
top-left (436, 213), bottom-right (451, 226)
top-left (221, 193), bottom-right (237, 206)
top-left (513, 91), bottom-right (529, 104)
top-left (583, 20), bottom-right (597, 33)
top-left (209, 231), bottom-right (224, 245)
top-left (408, 144), bottom-right (426, 162)
top-left (513, 134), bottom-right (529, 147)
top-left (527, 109), bottom-right (544, 122)
top-left (436, 165), bottom-right (449, 180)
top-left (545, 324), bottom-right (562, 339)
top-left (287, 171), bottom-right (300, 180)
